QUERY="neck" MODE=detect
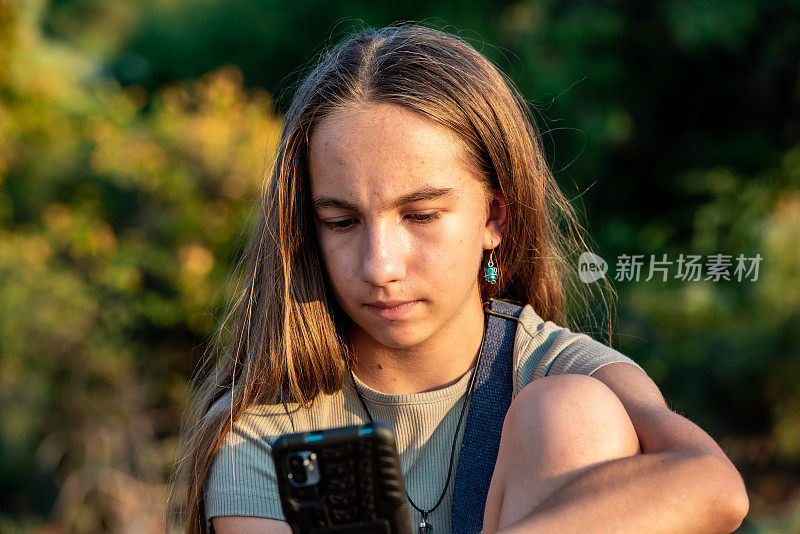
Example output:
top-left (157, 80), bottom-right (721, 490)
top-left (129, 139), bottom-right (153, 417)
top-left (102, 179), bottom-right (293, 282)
top-left (350, 291), bottom-right (486, 394)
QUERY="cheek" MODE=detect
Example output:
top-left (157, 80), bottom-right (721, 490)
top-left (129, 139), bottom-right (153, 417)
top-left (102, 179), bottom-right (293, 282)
top-left (313, 232), bottom-right (343, 294)
top-left (319, 238), bottom-right (352, 284)
top-left (414, 217), bottom-right (483, 280)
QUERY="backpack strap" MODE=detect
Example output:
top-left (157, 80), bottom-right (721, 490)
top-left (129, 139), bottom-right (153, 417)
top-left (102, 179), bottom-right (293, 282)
top-left (451, 298), bottom-right (523, 534)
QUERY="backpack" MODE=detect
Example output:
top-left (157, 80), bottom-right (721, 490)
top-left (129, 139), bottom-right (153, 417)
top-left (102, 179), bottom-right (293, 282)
top-left (451, 298), bottom-right (523, 534)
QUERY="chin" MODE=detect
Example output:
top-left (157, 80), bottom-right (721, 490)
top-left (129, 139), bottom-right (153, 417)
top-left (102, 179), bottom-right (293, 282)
top-left (371, 322), bottom-right (423, 347)
top-left (353, 315), bottom-right (432, 350)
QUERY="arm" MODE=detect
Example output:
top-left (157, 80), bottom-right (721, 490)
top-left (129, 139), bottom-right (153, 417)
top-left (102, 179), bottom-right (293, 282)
top-left (212, 516), bottom-right (292, 533)
top-left (498, 362), bottom-right (750, 534)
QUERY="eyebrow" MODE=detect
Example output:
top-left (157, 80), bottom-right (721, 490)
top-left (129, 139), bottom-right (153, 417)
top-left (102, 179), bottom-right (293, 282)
top-left (312, 186), bottom-right (456, 212)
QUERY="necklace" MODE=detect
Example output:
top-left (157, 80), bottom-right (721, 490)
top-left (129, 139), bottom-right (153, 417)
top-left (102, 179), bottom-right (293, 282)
top-left (348, 312), bottom-right (488, 534)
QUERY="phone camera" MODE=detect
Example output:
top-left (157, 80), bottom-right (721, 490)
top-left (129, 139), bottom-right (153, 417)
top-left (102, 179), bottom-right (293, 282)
top-left (286, 451), bottom-right (320, 487)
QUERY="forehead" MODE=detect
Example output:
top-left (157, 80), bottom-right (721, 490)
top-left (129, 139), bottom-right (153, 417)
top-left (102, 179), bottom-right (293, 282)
top-left (308, 103), bottom-right (478, 204)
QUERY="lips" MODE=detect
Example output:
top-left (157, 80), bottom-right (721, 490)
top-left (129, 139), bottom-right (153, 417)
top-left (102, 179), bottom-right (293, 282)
top-left (366, 300), bottom-right (415, 308)
top-left (364, 300), bottom-right (419, 319)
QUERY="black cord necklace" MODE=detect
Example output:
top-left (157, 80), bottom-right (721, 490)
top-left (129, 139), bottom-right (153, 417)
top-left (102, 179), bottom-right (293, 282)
top-left (348, 311), bottom-right (489, 534)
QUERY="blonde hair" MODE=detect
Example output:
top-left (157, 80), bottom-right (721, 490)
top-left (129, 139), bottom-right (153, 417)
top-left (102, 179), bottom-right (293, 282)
top-left (168, 22), bottom-right (613, 533)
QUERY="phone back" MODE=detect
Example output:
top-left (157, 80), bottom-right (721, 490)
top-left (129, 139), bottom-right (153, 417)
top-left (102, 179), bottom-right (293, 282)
top-left (272, 422), bottom-right (414, 534)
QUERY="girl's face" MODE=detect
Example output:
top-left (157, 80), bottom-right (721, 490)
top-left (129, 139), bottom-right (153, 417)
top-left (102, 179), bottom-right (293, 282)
top-left (308, 102), bottom-right (504, 351)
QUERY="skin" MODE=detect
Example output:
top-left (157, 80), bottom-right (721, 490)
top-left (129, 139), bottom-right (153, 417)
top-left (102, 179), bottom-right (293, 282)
top-left (212, 102), bottom-right (749, 533)
top-left (307, 102), bottom-right (506, 394)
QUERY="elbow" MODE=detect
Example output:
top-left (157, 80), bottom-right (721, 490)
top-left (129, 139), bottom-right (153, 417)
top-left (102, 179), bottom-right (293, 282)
top-left (696, 453), bottom-right (749, 532)
top-left (722, 473), bottom-right (749, 533)
top-left (720, 487), bottom-right (749, 533)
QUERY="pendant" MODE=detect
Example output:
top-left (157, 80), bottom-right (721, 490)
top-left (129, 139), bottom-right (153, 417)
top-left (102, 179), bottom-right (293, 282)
top-left (418, 520), bottom-right (433, 534)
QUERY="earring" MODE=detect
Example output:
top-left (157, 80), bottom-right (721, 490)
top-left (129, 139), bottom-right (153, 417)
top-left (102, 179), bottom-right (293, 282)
top-left (484, 246), bottom-right (499, 284)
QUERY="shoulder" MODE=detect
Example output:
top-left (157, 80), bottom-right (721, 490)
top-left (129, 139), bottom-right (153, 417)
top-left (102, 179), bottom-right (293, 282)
top-left (204, 390), bottom-right (346, 524)
top-left (511, 304), bottom-right (646, 397)
top-left (206, 387), bottom-right (350, 462)
top-left (206, 392), bottom-right (300, 445)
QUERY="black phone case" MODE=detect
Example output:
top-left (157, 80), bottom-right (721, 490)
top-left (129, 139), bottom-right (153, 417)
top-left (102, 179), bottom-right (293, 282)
top-left (272, 422), bottom-right (414, 534)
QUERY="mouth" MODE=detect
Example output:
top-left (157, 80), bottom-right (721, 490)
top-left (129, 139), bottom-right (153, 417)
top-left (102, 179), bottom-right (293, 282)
top-left (364, 300), bottom-right (420, 319)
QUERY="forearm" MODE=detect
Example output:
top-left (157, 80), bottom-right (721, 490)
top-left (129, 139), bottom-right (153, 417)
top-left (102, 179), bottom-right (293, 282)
top-left (497, 451), bottom-right (746, 534)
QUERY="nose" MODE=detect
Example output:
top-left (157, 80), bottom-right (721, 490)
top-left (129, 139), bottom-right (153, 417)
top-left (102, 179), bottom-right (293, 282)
top-left (360, 219), bottom-right (406, 287)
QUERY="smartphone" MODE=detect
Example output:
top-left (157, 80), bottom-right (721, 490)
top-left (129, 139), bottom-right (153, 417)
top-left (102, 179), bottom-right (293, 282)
top-left (272, 422), bottom-right (414, 534)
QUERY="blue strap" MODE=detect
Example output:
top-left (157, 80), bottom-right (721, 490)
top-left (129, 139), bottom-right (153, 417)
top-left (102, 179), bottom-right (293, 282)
top-left (451, 299), bottom-right (523, 534)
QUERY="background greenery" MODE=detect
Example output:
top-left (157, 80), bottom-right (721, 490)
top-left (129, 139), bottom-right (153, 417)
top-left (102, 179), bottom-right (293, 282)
top-left (1, 0), bottom-right (798, 531)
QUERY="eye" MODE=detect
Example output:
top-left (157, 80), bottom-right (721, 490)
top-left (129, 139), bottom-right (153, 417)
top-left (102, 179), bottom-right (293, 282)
top-left (406, 212), bottom-right (441, 224)
top-left (324, 218), bottom-right (357, 232)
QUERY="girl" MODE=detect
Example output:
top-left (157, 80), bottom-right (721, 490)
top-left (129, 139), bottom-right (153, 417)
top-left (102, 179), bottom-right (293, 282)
top-left (169, 24), bottom-right (749, 534)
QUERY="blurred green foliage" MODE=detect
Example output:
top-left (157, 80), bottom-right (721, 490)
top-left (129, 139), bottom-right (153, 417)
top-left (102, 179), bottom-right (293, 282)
top-left (1, 0), bottom-right (799, 531)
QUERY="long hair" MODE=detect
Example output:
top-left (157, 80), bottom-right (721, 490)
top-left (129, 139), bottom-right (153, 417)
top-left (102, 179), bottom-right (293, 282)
top-left (167, 22), bottom-right (613, 533)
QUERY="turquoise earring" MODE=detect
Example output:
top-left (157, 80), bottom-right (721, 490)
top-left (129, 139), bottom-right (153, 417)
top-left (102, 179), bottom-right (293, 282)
top-left (484, 247), bottom-right (499, 284)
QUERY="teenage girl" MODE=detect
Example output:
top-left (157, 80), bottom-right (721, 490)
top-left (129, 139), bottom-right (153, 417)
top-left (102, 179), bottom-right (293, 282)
top-left (169, 24), bottom-right (749, 534)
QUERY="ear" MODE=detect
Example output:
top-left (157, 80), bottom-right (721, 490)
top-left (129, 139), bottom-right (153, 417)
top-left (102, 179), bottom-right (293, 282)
top-left (483, 188), bottom-right (508, 249)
